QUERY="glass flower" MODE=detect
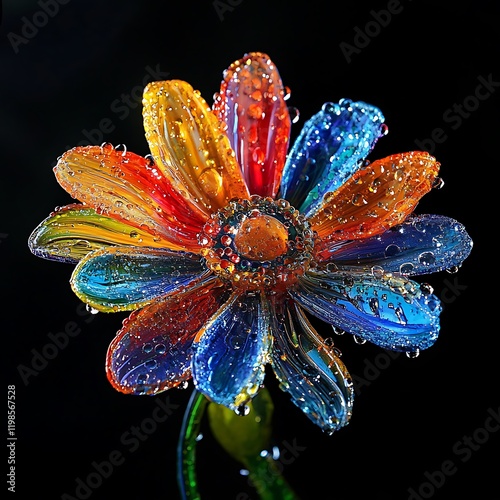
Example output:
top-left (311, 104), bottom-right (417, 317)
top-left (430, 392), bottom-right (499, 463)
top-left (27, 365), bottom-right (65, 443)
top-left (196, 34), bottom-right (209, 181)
top-left (29, 52), bottom-right (472, 435)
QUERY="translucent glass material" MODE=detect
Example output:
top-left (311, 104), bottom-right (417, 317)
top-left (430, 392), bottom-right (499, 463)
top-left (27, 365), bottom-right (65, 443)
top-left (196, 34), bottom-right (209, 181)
top-left (291, 271), bottom-right (442, 353)
top-left (309, 151), bottom-right (440, 241)
top-left (213, 52), bottom-right (291, 198)
top-left (316, 214), bottom-right (473, 276)
top-left (143, 80), bottom-right (250, 217)
top-left (270, 299), bottom-right (354, 434)
top-left (54, 145), bottom-right (205, 252)
top-left (279, 99), bottom-right (385, 216)
top-left (71, 246), bottom-right (207, 312)
top-left (107, 278), bottom-right (229, 395)
top-left (192, 291), bottom-right (271, 409)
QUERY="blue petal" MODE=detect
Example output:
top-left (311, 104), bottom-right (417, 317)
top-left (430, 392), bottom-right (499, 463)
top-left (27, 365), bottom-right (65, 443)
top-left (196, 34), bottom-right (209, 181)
top-left (279, 99), bottom-right (385, 216)
top-left (71, 246), bottom-right (206, 311)
top-left (270, 299), bottom-right (354, 434)
top-left (192, 291), bottom-right (272, 409)
top-left (290, 272), bottom-right (442, 353)
top-left (316, 214), bottom-right (473, 276)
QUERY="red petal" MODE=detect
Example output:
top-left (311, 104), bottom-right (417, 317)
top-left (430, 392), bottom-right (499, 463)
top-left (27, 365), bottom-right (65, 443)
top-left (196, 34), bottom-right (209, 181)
top-left (213, 52), bottom-right (291, 197)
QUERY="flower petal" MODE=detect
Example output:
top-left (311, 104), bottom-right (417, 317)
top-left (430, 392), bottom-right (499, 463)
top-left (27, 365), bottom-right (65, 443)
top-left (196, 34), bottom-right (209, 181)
top-left (291, 271), bottom-right (442, 353)
top-left (28, 204), bottom-right (172, 263)
top-left (309, 151), bottom-right (440, 242)
top-left (106, 277), bottom-right (230, 395)
top-left (270, 298), bottom-right (354, 433)
top-left (192, 291), bottom-right (271, 409)
top-left (279, 99), bottom-right (385, 216)
top-left (71, 246), bottom-right (207, 312)
top-left (213, 52), bottom-right (291, 198)
top-left (143, 80), bottom-right (250, 217)
top-left (316, 214), bottom-right (473, 276)
top-left (54, 145), bottom-right (204, 252)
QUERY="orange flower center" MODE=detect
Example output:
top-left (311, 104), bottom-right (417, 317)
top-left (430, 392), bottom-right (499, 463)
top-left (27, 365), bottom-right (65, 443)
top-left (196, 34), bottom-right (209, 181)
top-left (199, 195), bottom-right (315, 291)
top-left (233, 214), bottom-right (289, 261)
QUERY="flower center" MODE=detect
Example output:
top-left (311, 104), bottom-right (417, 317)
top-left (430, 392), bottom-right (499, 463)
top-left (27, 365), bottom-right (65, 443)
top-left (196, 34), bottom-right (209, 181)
top-left (233, 214), bottom-right (289, 261)
top-left (199, 195), bottom-right (315, 291)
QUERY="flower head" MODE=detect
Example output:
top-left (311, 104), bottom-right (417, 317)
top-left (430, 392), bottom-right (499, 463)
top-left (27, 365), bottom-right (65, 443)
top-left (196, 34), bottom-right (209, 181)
top-left (29, 52), bottom-right (472, 434)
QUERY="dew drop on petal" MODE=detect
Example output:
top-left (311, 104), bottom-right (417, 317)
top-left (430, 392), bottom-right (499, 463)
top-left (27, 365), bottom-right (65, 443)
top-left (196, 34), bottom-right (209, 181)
top-left (406, 349), bottom-right (420, 359)
top-left (85, 304), bottom-right (99, 314)
top-left (235, 404), bottom-right (250, 416)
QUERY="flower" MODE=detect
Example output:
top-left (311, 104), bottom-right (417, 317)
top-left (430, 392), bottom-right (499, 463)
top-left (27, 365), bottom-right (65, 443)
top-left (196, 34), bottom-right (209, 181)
top-left (29, 52), bottom-right (472, 434)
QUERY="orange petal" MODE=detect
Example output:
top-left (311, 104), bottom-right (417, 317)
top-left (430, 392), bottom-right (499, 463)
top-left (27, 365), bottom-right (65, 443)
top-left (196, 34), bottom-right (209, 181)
top-left (53, 145), bottom-right (205, 252)
top-left (143, 80), bottom-right (250, 217)
top-left (309, 151), bottom-right (440, 242)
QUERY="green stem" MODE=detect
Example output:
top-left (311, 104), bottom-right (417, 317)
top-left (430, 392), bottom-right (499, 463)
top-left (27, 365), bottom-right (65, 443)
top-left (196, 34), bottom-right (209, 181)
top-left (244, 454), bottom-right (300, 500)
top-left (177, 389), bottom-right (300, 500)
top-left (177, 390), bottom-right (209, 500)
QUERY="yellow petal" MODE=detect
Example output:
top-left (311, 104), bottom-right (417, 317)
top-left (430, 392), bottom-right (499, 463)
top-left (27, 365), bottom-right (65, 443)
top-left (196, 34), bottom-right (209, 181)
top-left (143, 80), bottom-right (250, 217)
top-left (28, 204), bottom-right (169, 262)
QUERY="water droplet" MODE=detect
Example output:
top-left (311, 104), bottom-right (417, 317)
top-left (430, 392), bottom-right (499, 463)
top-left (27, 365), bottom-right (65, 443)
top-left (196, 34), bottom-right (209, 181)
top-left (353, 335), bottom-right (366, 345)
top-left (418, 251), bottom-right (436, 266)
top-left (155, 344), bottom-right (166, 354)
top-left (432, 177), bottom-right (445, 189)
top-left (369, 297), bottom-right (380, 316)
top-left (406, 349), bottom-right (420, 359)
top-left (420, 283), bottom-right (434, 295)
top-left (115, 143), bottom-right (127, 156)
top-left (235, 404), bottom-right (250, 416)
top-left (400, 262), bottom-right (415, 275)
top-left (288, 106), bottom-right (300, 123)
top-left (143, 343), bottom-right (153, 353)
top-left (385, 244), bottom-right (401, 257)
top-left (85, 304), bottom-right (99, 314)
top-left (332, 326), bottom-right (345, 335)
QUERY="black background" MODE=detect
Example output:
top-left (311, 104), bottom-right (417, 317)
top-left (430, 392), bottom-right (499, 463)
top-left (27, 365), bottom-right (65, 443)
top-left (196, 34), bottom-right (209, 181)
top-left (1, 1), bottom-right (498, 499)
